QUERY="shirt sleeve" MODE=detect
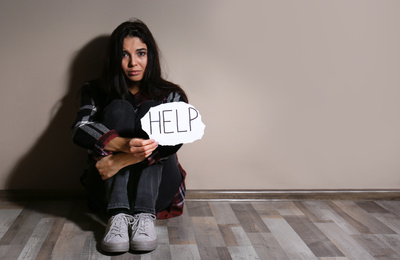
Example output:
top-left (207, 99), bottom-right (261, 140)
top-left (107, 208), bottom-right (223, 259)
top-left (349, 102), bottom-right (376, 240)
top-left (71, 83), bottom-right (117, 156)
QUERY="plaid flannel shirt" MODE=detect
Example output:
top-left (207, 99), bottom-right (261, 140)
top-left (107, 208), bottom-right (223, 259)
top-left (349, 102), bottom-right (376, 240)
top-left (72, 82), bottom-right (187, 219)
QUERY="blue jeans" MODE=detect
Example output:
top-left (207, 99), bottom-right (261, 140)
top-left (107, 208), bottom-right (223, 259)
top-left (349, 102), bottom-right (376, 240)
top-left (83, 100), bottom-right (182, 215)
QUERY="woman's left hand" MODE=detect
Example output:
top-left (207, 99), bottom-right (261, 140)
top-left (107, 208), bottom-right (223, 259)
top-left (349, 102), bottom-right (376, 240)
top-left (96, 155), bottom-right (121, 180)
top-left (95, 150), bottom-right (150, 180)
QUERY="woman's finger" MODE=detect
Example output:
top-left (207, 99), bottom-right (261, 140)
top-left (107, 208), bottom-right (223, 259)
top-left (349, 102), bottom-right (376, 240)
top-left (130, 139), bottom-right (158, 154)
top-left (130, 138), bottom-right (156, 147)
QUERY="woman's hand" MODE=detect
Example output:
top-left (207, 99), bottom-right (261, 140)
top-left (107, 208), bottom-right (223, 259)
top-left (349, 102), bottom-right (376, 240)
top-left (96, 155), bottom-right (121, 180)
top-left (104, 137), bottom-right (158, 156)
top-left (129, 138), bottom-right (158, 158)
top-left (96, 152), bottom-right (146, 180)
top-left (96, 138), bottom-right (158, 180)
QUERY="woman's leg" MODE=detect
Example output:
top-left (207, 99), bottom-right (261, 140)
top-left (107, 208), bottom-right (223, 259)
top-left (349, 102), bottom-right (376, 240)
top-left (128, 154), bottom-right (182, 214)
top-left (131, 163), bottom-right (163, 214)
top-left (128, 155), bottom-right (182, 251)
top-left (102, 100), bottom-right (136, 213)
top-left (155, 155), bottom-right (183, 212)
top-left (99, 100), bottom-right (137, 253)
top-left (103, 100), bottom-right (136, 138)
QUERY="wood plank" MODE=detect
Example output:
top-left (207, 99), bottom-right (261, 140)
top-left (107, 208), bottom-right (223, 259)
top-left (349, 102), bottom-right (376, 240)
top-left (196, 246), bottom-right (222, 260)
top-left (251, 201), bottom-right (288, 218)
top-left (186, 201), bottom-right (213, 217)
top-left (331, 201), bottom-right (396, 234)
top-left (218, 224), bottom-right (239, 246)
top-left (352, 234), bottom-right (400, 259)
top-left (167, 207), bottom-right (196, 245)
top-left (303, 201), bottom-right (360, 235)
top-left (209, 202), bottom-right (240, 224)
top-left (170, 244), bottom-right (201, 259)
top-left (284, 215), bottom-right (344, 258)
top-left (141, 244), bottom-right (172, 260)
top-left (50, 222), bottom-right (87, 259)
top-left (35, 217), bottom-right (68, 260)
top-left (0, 206), bottom-right (43, 260)
top-left (0, 206), bottom-right (41, 245)
top-left (80, 234), bottom-right (111, 260)
top-left (319, 257), bottom-right (349, 260)
top-left (377, 201), bottom-right (400, 217)
top-left (155, 225), bottom-right (170, 245)
top-left (0, 245), bottom-right (10, 259)
top-left (216, 247), bottom-right (233, 260)
top-left (166, 206), bottom-right (191, 228)
top-left (293, 201), bottom-right (329, 223)
top-left (247, 232), bottom-right (290, 259)
top-left (0, 208), bottom-right (23, 240)
top-left (168, 226), bottom-right (196, 245)
top-left (111, 252), bottom-right (141, 260)
top-left (325, 201), bottom-right (371, 234)
top-left (34, 200), bottom-right (75, 219)
top-left (230, 203), bottom-right (270, 233)
top-left (372, 213), bottom-right (400, 234)
top-left (190, 216), bottom-right (227, 259)
top-left (375, 234), bottom-right (400, 255)
top-left (316, 222), bottom-right (375, 260)
top-left (267, 201), bottom-right (304, 216)
top-left (17, 218), bottom-right (54, 260)
top-left (253, 245), bottom-right (289, 260)
top-left (231, 226), bottom-right (252, 246)
top-left (262, 217), bottom-right (318, 260)
top-left (191, 217), bottom-right (225, 247)
top-left (66, 199), bottom-right (92, 230)
top-left (227, 246), bottom-right (260, 260)
top-left (355, 201), bottom-right (391, 213)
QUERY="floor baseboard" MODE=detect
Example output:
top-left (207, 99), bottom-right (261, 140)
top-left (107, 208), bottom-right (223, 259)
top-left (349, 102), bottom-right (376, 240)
top-left (185, 189), bottom-right (400, 201)
top-left (1, 189), bottom-right (399, 201)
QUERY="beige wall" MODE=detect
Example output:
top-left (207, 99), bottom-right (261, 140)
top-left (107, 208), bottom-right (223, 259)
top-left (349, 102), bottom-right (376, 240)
top-left (1, 0), bottom-right (399, 190)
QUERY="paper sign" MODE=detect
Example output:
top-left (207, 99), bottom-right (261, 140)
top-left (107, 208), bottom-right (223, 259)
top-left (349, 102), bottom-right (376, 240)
top-left (141, 102), bottom-right (205, 146)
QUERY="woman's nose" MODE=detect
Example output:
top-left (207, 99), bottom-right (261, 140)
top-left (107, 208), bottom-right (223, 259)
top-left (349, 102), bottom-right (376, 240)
top-left (128, 58), bottom-right (137, 67)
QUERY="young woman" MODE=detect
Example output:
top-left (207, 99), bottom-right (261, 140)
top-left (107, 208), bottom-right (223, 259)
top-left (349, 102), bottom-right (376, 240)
top-left (72, 19), bottom-right (188, 253)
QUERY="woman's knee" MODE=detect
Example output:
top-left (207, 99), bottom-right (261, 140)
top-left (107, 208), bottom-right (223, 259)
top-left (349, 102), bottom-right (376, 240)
top-left (103, 100), bottom-right (136, 134)
top-left (103, 100), bottom-right (135, 119)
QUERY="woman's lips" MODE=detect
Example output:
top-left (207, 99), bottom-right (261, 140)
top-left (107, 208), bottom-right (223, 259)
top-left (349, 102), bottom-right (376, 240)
top-left (128, 71), bottom-right (141, 76)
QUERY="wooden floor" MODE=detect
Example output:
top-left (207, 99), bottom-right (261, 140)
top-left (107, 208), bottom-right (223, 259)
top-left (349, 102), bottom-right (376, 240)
top-left (0, 199), bottom-right (400, 259)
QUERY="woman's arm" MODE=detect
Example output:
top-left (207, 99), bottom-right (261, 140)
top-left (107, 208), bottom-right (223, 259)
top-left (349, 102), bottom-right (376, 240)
top-left (104, 137), bottom-right (131, 153)
top-left (97, 138), bottom-right (158, 179)
top-left (71, 82), bottom-right (118, 156)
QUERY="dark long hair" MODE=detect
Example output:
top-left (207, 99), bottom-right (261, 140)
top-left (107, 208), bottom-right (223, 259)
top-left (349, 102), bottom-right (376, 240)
top-left (101, 19), bottom-right (188, 104)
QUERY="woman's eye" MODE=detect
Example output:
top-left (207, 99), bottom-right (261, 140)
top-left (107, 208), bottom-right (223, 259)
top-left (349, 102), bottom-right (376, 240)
top-left (122, 52), bottom-right (129, 58)
top-left (138, 52), bottom-right (146, 57)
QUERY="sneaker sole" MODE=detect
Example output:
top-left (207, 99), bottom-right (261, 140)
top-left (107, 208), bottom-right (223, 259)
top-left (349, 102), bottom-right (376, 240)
top-left (130, 239), bottom-right (158, 251)
top-left (101, 241), bottom-right (130, 253)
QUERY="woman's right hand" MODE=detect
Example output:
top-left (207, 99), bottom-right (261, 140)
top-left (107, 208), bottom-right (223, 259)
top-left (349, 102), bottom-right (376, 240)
top-left (129, 138), bottom-right (158, 158)
top-left (104, 137), bottom-right (158, 156)
top-left (96, 151), bottom-right (149, 180)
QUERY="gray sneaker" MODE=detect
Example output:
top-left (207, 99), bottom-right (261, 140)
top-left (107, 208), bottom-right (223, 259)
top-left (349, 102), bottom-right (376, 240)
top-left (130, 213), bottom-right (158, 251)
top-left (101, 213), bottom-right (133, 252)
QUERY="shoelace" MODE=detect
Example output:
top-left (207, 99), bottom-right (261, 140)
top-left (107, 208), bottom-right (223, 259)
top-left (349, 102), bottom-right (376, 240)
top-left (134, 213), bottom-right (156, 236)
top-left (109, 214), bottom-right (132, 237)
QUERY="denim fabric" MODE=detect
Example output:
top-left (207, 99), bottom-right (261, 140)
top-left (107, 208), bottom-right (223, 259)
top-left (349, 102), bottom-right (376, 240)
top-left (83, 99), bottom-right (182, 215)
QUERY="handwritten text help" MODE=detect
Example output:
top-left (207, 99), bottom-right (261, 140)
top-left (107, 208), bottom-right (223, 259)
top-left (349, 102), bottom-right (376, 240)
top-left (141, 102), bottom-right (205, 146)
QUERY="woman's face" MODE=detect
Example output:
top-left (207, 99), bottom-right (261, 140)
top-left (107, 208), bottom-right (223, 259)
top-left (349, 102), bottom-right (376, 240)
top-left (121, 36), bottom-right (148, 87)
